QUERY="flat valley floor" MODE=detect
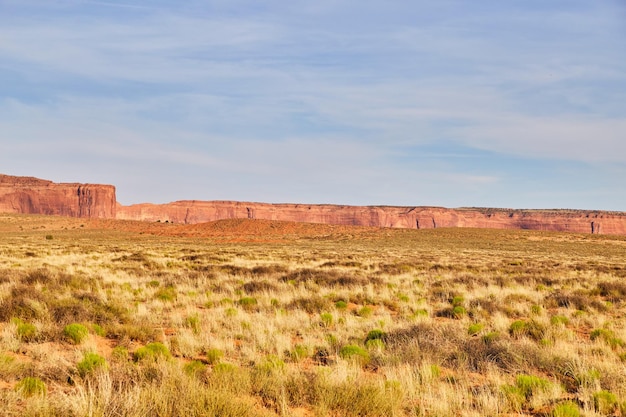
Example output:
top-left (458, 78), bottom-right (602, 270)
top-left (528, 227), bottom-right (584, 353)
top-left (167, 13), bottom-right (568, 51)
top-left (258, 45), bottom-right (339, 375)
top-left (1, 214), bottom-right (626, 416)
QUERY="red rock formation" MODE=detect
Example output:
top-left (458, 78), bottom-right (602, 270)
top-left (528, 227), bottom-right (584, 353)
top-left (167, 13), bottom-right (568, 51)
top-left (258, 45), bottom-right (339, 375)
top-left (116, 201), bottom-right (626, 235)
top-left (0, 174), bottom-right (116, 219)
top-left (2, 174), bottom-right (626, 235)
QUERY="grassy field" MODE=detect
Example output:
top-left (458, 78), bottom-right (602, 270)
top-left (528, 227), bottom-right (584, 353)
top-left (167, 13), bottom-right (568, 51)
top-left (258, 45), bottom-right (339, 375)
top-left (1, 214), bottom-right (626, 416)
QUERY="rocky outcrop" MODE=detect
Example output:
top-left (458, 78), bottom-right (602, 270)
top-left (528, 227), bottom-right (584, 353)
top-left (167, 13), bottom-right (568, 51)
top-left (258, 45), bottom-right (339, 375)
top-left (0, 174), bottom-right (116, 219)
top-left (116, 201), bottom-right (626, 235)
top-left (2, 174), bottom-right (626, 235)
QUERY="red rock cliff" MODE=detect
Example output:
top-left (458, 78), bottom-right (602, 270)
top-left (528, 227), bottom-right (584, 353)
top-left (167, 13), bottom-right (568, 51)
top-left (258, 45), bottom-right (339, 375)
top-left (0, 174), bottom-right (116, 219)
top-left (2, 174), bottom-right (626, 235)
top-left (116, 200), bottom-right (626, 235)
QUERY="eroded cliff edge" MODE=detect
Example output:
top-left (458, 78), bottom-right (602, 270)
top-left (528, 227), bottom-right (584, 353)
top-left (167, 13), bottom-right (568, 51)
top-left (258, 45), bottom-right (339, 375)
top-left (2, 174), bottom-right (626, 234)
top-left (0, 174), bottom-right (116, 219)
top-left (116, 201), bottom-right (626, 235)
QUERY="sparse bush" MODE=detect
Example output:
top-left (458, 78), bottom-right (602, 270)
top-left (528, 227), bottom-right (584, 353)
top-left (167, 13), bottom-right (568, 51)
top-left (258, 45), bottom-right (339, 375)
top-left (77, 352), bottom-right (108, 377)
top-left (63, 323), bottom-right (89, 344)
top-left (289, 344), bottom-right (309, 362)
top-left (468, 322), bottom-right (484, 336)
top-left (550, 315), bottom-right (569, 326)
top-left (13, 318), bottom-right (38, 342)
top-left (593, 390), bottom-right (618, 414)
top-left (134, 342), bottom-right (171, 362)
top-left (237, 297), bottom-right (258, 311)
top-left (365, 329), bottom-right (386, 343)
top-left (15, 377), bottom-right (46, 397)
top-left (339, 345), bottom-right (370, 366)
top-left (320, 312), bottom-right (334, 327)
top-left (205, 348), bottom-right (224, 365)
top-left (552, 401), bottom-right (580, 417)
top-left (590, 328), bottom-right (625, 349)
top-left (515, 374), bottom-right (551, 400)
top-left (184, 314), bottom-right (201, 334)
top-left (509, 319), bottom-right (546, 341)
top-left (155, 285), bottom-right (177, 302)
top-left (357, 306), bottom-right (373, 318)
top-left (184, 360), bottom-right (207, 378)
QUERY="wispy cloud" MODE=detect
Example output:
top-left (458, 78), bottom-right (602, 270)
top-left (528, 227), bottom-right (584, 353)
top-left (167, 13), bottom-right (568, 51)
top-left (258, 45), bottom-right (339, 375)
top-left (0, 1), bottom-right (624, 209)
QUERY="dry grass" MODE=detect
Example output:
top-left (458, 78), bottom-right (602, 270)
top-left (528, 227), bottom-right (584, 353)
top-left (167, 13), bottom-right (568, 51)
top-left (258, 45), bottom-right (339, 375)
top-left (1, 213), bottom-right (626, 416)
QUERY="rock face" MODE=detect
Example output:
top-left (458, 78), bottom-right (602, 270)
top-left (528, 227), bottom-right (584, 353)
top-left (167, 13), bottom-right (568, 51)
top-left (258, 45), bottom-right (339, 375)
top-left (116, 200), bottom-right (626, 235)
top-left (2, 174), bottom-right (626, 235)
top-left (0, 174), bottom-right (116, 219)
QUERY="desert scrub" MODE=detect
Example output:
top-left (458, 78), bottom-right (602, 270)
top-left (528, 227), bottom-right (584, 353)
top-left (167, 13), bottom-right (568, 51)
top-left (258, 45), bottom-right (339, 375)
top-left (320, 312), bottom-right (334, 327)
top-left (339, 345), bottom-right (370, 366)
top-left (63, 323), bottom-right (89, 344)
top-left (468, 322), bottom-right (484, 336)
top-left (593, 390), bottom-right (618, 414)
top-left (183, 360), bottom-right (207, 378)
top-left (184, 314), bottom-right (201, 334)
top-left (508, 319), bottom-right (546, 341)
top-left (154, 285), bottom-right (177, 302)
top-left (15, 376), bottom-right (46, 397)
top-left (552, 401), bottom-right (580, 417)
top-left (77, 352), bottom-right (108, 377)
top-left (590, 328), bottom-right (625, 349)
top-left (237, 296), bottom-right (258, 311)
top-left (134, 342), bottom-right (171, 362)
top-left (204, 348), bottom-right (224, 365)
top-left (13, 318), bottom-right (38, 342)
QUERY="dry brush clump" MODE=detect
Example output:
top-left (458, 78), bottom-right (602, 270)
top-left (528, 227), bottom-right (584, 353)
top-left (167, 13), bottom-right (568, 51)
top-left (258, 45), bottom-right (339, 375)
top-left (0, 217), bottom-right (626, 416)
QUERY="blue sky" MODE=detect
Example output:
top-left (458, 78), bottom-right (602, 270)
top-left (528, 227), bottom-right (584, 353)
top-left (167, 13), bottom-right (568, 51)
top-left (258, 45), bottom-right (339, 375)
top-left (1, 0), bottom-right (625, 210)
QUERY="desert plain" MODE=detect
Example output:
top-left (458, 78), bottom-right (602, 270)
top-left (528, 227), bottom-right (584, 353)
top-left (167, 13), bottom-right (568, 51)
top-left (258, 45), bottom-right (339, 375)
top-left (1, 213), bottom-right (626, 416)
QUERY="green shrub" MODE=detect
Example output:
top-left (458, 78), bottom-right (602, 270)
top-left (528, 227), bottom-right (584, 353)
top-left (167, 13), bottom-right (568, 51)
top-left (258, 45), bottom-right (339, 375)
top-left (320, 312), bottom-right (334, 327)
top-left (15, 320), bottom-right (38, 342)
top-left (357, 306), bottom-right (373, 318)
top-left (256, 355), bottom-right (285, 374)
top-left (482, 331), bottom-right (500, 344)
top-left (365, 339), bottom-right (385, 350)
top-left (184, 360), bottom-right (207, 378)
top-left (91, 323), bottom-right (106, 337)
top-left (289, 344), bottom-right (310, 362)
top-left (550, 315), bottom-right (569, 326)
top-left (15, 377), bottom-right (46, 397)
top-left (509, 320), bottom-right (545, 341)
top-left (552, 401), bottom-right (580, 417)
top-left (452, 305), bottom-right (466, 318)
top-left (451, 295), bottom-right (465, 306)
top-left (590, 328), bottom-right (625, 349)
top-left (63, 323), bottom-right (89, 344)
top-left (365, 329), bottom-right (386, 343)
top-left (77, 352), bottom-right (108, 377)
top-left (205, 348), bottom-right (224, 365)
top-left (339, 345), bottom-right (370, 366)
top-left (335, 300), bottom-right (348, 310)
top-left (155, 286), bottom-right (177, 302)
top-left (468, 323), bottom-right (484, 336)
top-left (134, 342), bottom-right (171, 362)
top-left (237, 297), bottom-right (258, 311)
top-left (593, 390), bottom-right (618, 414)
top-left (111, 346), bottom-right (129, 362)
top-left (515, 374), bottom-right (551, 400)
top-left (184, 314), bottom-right (201, 334)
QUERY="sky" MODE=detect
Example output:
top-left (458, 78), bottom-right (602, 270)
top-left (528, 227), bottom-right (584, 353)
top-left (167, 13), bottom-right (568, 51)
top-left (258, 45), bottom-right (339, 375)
top-left (1, 1), bottom-right (625, 210)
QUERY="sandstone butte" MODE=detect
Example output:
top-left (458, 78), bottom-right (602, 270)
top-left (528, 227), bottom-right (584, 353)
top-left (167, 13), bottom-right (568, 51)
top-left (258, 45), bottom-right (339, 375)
top-left (2, 173), bottom-right (626, 235)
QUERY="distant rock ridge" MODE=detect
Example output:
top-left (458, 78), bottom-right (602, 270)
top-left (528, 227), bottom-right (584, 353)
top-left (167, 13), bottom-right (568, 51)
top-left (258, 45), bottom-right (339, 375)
top-left (0, 174), bottom-right (116, 219)
top-left (2, 174), bottom-right (626, 235)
